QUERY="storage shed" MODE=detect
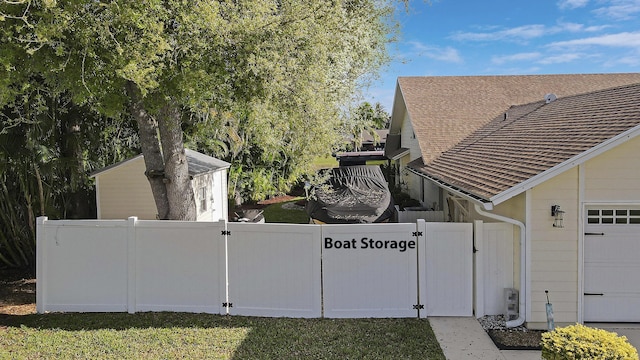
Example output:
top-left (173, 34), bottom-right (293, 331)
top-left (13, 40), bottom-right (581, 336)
top-left (91, 149), bottom-right (231, 221)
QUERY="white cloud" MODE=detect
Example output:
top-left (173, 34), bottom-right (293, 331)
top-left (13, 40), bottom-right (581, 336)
top-left (557, 22), bottom-right (610, 32)
top-left (614, 54), bottom-right (640, 66)
top-left (450, 22), bottom-right (608, 43)
top-left (558, 0), bottom-right (589, 9)
top-left (537, 53), bottom-right (585, 64)
top-left (407, 41), bottom-right (464, 63)
top-left (593, 0), bottom-right (640, 20)
top-left (491, 52), bottom-right (542, 65)
top-left (451, 25), bottom-right (547, 42)
top-left (548, 31), bottom-right (640, 48)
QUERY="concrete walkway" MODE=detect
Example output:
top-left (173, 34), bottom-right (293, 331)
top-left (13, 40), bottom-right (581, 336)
top-left (429, 317), bottom-right (540, 360)
top-left (430, 317), bottom-right (640, 360)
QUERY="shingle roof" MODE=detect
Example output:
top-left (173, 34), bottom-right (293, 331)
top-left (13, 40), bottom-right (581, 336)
top-left (184, 149), bottom-right (231, 176)
top-left (395, 73), bottom-right (640, 164)
top-left (410, 83), bottom-right (640, 201)
top-left (90, 149), bottom-right (230, 178)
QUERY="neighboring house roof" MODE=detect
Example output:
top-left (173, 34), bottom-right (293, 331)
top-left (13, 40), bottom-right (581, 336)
top-left (390, 73), bottom-right (640, 164)
top-left (90, 148), bottom-right (231, 178)
top-left (409, 82), bottom-right (640, 205)
top-left (361, 129), bottom-right (389, 145)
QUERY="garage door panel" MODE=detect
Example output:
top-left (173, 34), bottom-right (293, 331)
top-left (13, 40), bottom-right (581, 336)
top-left (584, 208), bottom-right (640, 322)
top-left (584, 265), bottom-right (640, 293)
top-left (585, 294), bottom-right (640, 322)
top-left (585, 235), bottom-right (640, 263)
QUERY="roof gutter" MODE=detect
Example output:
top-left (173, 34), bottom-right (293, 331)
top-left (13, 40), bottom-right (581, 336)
top-left (405, 166), bottom-right (494, 210)
top-left (473, 203), bottom-right (526, 328)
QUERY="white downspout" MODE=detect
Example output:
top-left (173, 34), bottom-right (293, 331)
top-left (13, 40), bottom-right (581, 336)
top-left (474, 203), bottom-right (526, 328)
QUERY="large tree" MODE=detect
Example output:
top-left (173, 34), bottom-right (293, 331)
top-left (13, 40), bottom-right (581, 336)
top-left (1, 0), bottom-right (401, 220)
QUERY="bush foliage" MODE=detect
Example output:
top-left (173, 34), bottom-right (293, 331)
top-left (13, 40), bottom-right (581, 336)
top-left (541, 324), bottom-right (639, 360)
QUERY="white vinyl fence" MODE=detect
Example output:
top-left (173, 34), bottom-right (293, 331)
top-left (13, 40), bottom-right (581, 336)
top-left (396, 207), bottom-right (445, 222)
top-left (36, 217), bottom-right (478, 318)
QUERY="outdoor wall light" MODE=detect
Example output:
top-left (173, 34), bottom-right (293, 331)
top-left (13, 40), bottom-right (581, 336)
top-left (551, 205), bottom-right (564, 228)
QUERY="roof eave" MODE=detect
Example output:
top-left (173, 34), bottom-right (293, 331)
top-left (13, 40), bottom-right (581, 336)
top-left (89, 154), bottom-right (144, 178)
top-left (388, 148), bottom-right (410, 161)
top-left (489, 124), bottom-right (640, 206)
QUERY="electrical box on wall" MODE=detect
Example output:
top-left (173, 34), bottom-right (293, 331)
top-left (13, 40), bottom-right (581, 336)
top-left (504, 288), bottom-right (519, 321)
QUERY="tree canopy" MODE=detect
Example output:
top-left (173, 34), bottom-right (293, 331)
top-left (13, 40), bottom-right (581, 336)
top-left (1, 0), bottom-right (402, 220)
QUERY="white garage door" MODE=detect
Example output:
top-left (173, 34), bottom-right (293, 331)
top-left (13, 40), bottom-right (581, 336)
top-left (584, 207), bottom-right (640, 322)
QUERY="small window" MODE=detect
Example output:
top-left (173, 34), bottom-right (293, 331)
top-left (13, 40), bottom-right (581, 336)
top-left (199, 187), bottom-right (207, 212)
top-left (587, 208), bottom-right (640, 225)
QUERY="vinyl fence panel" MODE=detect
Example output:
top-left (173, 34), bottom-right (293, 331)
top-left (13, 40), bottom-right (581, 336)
top-left (134, 220), bottom-right (226, 314)
top-left (37, 219), bottom-right (129, 313)
top-left (474, 222), bottom-right (515, 317)
top-left (322, 223), bottom-right (419, 318)
top-left (419, 221), bottom-right (473, 317)
top-left (226, 223), bottom-right (322, 317)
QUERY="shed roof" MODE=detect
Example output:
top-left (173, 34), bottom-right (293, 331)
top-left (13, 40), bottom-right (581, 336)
top-left (409, 82), bottom-right (640, 203)
top-left (90, 148), bottom-right (230, 178)
top-left (393, 73), bottom-right (640, 164)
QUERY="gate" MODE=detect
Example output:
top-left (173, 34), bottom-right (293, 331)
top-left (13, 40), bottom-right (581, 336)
top-left (322, 223), bottom-right (419, 318)
top-left (419, 222), bottom-right (473, 317)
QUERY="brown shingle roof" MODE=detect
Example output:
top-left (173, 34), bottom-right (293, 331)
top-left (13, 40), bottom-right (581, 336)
top-left (410, 83), bottom-right (640, 201)
top-left (397, 73), bottom-right (640, 164)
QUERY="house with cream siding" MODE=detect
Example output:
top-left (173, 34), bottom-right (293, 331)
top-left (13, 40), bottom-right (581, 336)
top-left (385, 74), bottom-right (640, 328)
top-left (91, 149), bottom-right (230, 221)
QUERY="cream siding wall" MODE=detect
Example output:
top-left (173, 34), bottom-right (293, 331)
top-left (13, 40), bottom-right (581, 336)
top-left (528, 168), bottom-right (580, 328)
top-left (584, 136), bottom-right (640, 202)
top-left (400, 112), bottom-right (424, 201)
top-left (527, 136), bottom-right (640, 328)
top-left (96, 158), bottom-right (158, 220)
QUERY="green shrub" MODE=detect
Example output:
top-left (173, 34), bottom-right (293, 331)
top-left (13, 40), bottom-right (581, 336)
top-left (541, 324), bottom-right (638, 360)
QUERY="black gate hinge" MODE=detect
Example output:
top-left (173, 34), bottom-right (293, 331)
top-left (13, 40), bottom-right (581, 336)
top-left (413, 304), bottom-right (424, 310)
top-left (221, 230), bottom-right (231, 236)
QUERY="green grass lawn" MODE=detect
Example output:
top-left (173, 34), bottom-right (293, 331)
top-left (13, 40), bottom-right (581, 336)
top-left (313, 155), bottom-right (339, 169)
top-left (0, 312), bottom-right (445, 359)
top-left (262, 198), bottom-right (310, 224)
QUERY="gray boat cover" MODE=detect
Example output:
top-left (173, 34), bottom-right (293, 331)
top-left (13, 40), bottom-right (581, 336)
top-left (305, 165), bottom-right (395, 223)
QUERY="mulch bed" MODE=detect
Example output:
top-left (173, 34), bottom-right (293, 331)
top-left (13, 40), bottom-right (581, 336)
top-left (257, 195), bottom-right (300, 205)
top-left (487, 329), bottom-right (544, 350)
top-left (0, 267), bottom-right (37, 316)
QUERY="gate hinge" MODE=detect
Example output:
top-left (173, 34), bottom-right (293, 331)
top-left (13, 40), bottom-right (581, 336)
top-left (413, 304), bottom-right (424, 310)
top-left (412, 231), bottom-right (423, 237)
top-left (221, 230), bottom-right (231, 236)
top-left (223, 302), bottom-right (233, 308)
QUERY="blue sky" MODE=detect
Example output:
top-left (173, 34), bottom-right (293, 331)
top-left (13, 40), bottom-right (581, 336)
top-left (366, 0), bottom-right (640, 111)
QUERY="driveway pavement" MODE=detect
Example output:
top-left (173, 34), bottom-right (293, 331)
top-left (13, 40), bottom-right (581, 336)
top-left (429, 317), bottom-right (640, 360)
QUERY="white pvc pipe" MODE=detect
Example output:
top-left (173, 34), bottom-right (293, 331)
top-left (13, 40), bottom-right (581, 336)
top-left (474, 204), bottom-right (526, 328)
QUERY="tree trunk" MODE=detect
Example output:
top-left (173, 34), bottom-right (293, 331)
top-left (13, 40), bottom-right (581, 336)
top-left (126, 81), bottom-right (171, 219)
top-left (157, 100), bottom-right (197, 221)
